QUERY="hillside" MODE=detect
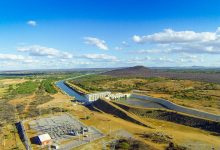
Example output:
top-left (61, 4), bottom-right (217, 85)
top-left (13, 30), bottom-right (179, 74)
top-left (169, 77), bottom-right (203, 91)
top-left (102, 66), bottom-right (220, 84)
top-left (102, 66), bottom-right (152, 77)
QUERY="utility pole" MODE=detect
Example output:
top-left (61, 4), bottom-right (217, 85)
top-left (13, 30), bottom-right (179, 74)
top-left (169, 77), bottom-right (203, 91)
top-left (39, 107), bottom-right (41, 118)
top-left (109, 122), bottom-right (111, 136)
top-left (84, 112), bottom-right (86, 119)
top-left (3, 134), bottom-right (5, 150)
top-left (13, 125), bottom-right (18, 149)
top-left (14, 104), bottom-right (20, 122)
top-left (50, 105), bottom-right (52, 115)
top-left (60, 103), bottom-right (62, 114)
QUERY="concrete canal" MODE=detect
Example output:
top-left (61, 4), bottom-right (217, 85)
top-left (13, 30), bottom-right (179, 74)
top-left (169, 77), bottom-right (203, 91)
top-left (56, 80), bottom-right (86, 101)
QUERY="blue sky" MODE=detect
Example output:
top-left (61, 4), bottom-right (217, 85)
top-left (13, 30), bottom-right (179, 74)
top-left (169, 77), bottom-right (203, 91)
top-left (1, 0), bottom-right (220, 70)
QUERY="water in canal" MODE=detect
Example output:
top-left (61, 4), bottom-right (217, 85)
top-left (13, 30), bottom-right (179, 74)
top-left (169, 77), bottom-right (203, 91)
top-left (56, 80), bottom-right (86, 101)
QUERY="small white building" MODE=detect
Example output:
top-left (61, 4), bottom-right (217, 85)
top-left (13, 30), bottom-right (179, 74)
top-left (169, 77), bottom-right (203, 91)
top-left (35, 133), bottom-right (51, 145)
top-left (85, 91), bottom-right (111, 101)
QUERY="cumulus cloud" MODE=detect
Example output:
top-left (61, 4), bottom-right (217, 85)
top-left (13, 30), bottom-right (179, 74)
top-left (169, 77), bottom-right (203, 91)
top-left (179, 54), bottom-right (204, 63)
top-left (125, 55), bottom-right (203, 66)
top-left (82, 54), bottom-right (118, 62)
top-left (133, 27), bottom-right (220, 54)
top-left (84, 37), bottom-right (108, 50)
top-left (133, 29), bottom-right (217, 44)
top-left (17, 45), bottom-right (73, 59)
top-left (115, 46), bottom-right (123, 50)
top-left (27, 20), bottom-right (37, 27)
top-left (133, 35), bottom-right (143, 43)
top-left (124, 56), bottom-right (175, 65)
top-left (122, 41), bottom-right (129, 47)
top-left (0, 53), bottom-right (38, 63)
top-left (0, 54), bottom-right (25, 61)
top-left (135, 49), bottom-right (169, 54)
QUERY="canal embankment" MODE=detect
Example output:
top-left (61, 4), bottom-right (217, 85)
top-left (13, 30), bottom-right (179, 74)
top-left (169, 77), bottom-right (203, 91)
top-left (131, 94), bottom-right (220, 122)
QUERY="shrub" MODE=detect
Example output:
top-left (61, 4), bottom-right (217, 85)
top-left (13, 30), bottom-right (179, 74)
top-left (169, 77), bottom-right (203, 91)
top-left (41, 79), bottom-right (58, 94)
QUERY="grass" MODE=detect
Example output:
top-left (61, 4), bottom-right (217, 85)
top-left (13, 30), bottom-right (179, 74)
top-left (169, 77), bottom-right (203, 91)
top-left (11, 81), bottom-right (39, 95)
top-left (0, 87), bottom-right (7, 98)
top-left (0, 124), bottom-right (25, 150)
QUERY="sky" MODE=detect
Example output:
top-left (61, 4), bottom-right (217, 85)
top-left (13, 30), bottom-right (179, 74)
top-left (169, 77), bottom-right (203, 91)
top-left (1, 0), bottom-right (220, 70)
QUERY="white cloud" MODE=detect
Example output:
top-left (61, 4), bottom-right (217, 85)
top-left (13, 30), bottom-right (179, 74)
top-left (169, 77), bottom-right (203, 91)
top-left (157, 57), bottom-right (175, 63)
top-left (133, 35), bottom-right (143, 43)
top-left (27, 20), bottom-right (37, 27)
top-left (17, 45), bottom-right (73, 59)
top-left (115, 46), bottom-right (123, 50)
top-left (0, 54), bottom-right (25, 61)
top-left (84, 37), bottom-right (108, 50)
top-left (133, 27), bottom-right (220, 54)
top-left (125, 57), bottom-right (151, 64)
top-left (123, 56), bottom-right (175, 66)
top-left (122, 41), bottom-right (129, 47)
top-left (216, 27), bottom-right (220, 33)
top-left (133, 29), bottom-right (217, 44)
top-left (135, 49), bottom-right (169, 54)
top-left (82, 54), bottom-right (118, 62)
top-left (179, 54), bottom-right (204, 63)
top-left (0, 53), bottom-right (38, 64)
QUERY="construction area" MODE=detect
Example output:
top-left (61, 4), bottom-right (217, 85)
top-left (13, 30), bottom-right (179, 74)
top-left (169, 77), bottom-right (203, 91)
top-left (25, 114), bottom-right (105, 149)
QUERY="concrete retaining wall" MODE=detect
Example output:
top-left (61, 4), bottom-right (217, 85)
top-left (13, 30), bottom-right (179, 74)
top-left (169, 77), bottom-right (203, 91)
top-left (16, 121), bottom-right (32, 150)
top-left (131, 94), bottom-right (220, 122)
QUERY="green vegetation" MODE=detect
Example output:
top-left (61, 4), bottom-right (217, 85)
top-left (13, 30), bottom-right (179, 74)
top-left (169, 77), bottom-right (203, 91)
top-left (12, 81), bottom-right (39, 95)
top-left (113, 138), bottom-right (155, 150)
top-left (85, 115), bottom-right (90, 120)
top-left (41, 79), bottom-right (58, 94)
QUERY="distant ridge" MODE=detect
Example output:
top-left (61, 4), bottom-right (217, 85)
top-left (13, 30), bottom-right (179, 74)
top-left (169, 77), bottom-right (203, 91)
top-left (102, 66), bottom-right (220, 84)
top-left (102, 66), bottom-right (153, 77)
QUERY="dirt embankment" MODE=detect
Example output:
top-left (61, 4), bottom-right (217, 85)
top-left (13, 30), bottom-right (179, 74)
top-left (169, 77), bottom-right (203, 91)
top-left (91, 99), bottom-right (151, 128)
top-left (113, 102), bottom-right (220, 133)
